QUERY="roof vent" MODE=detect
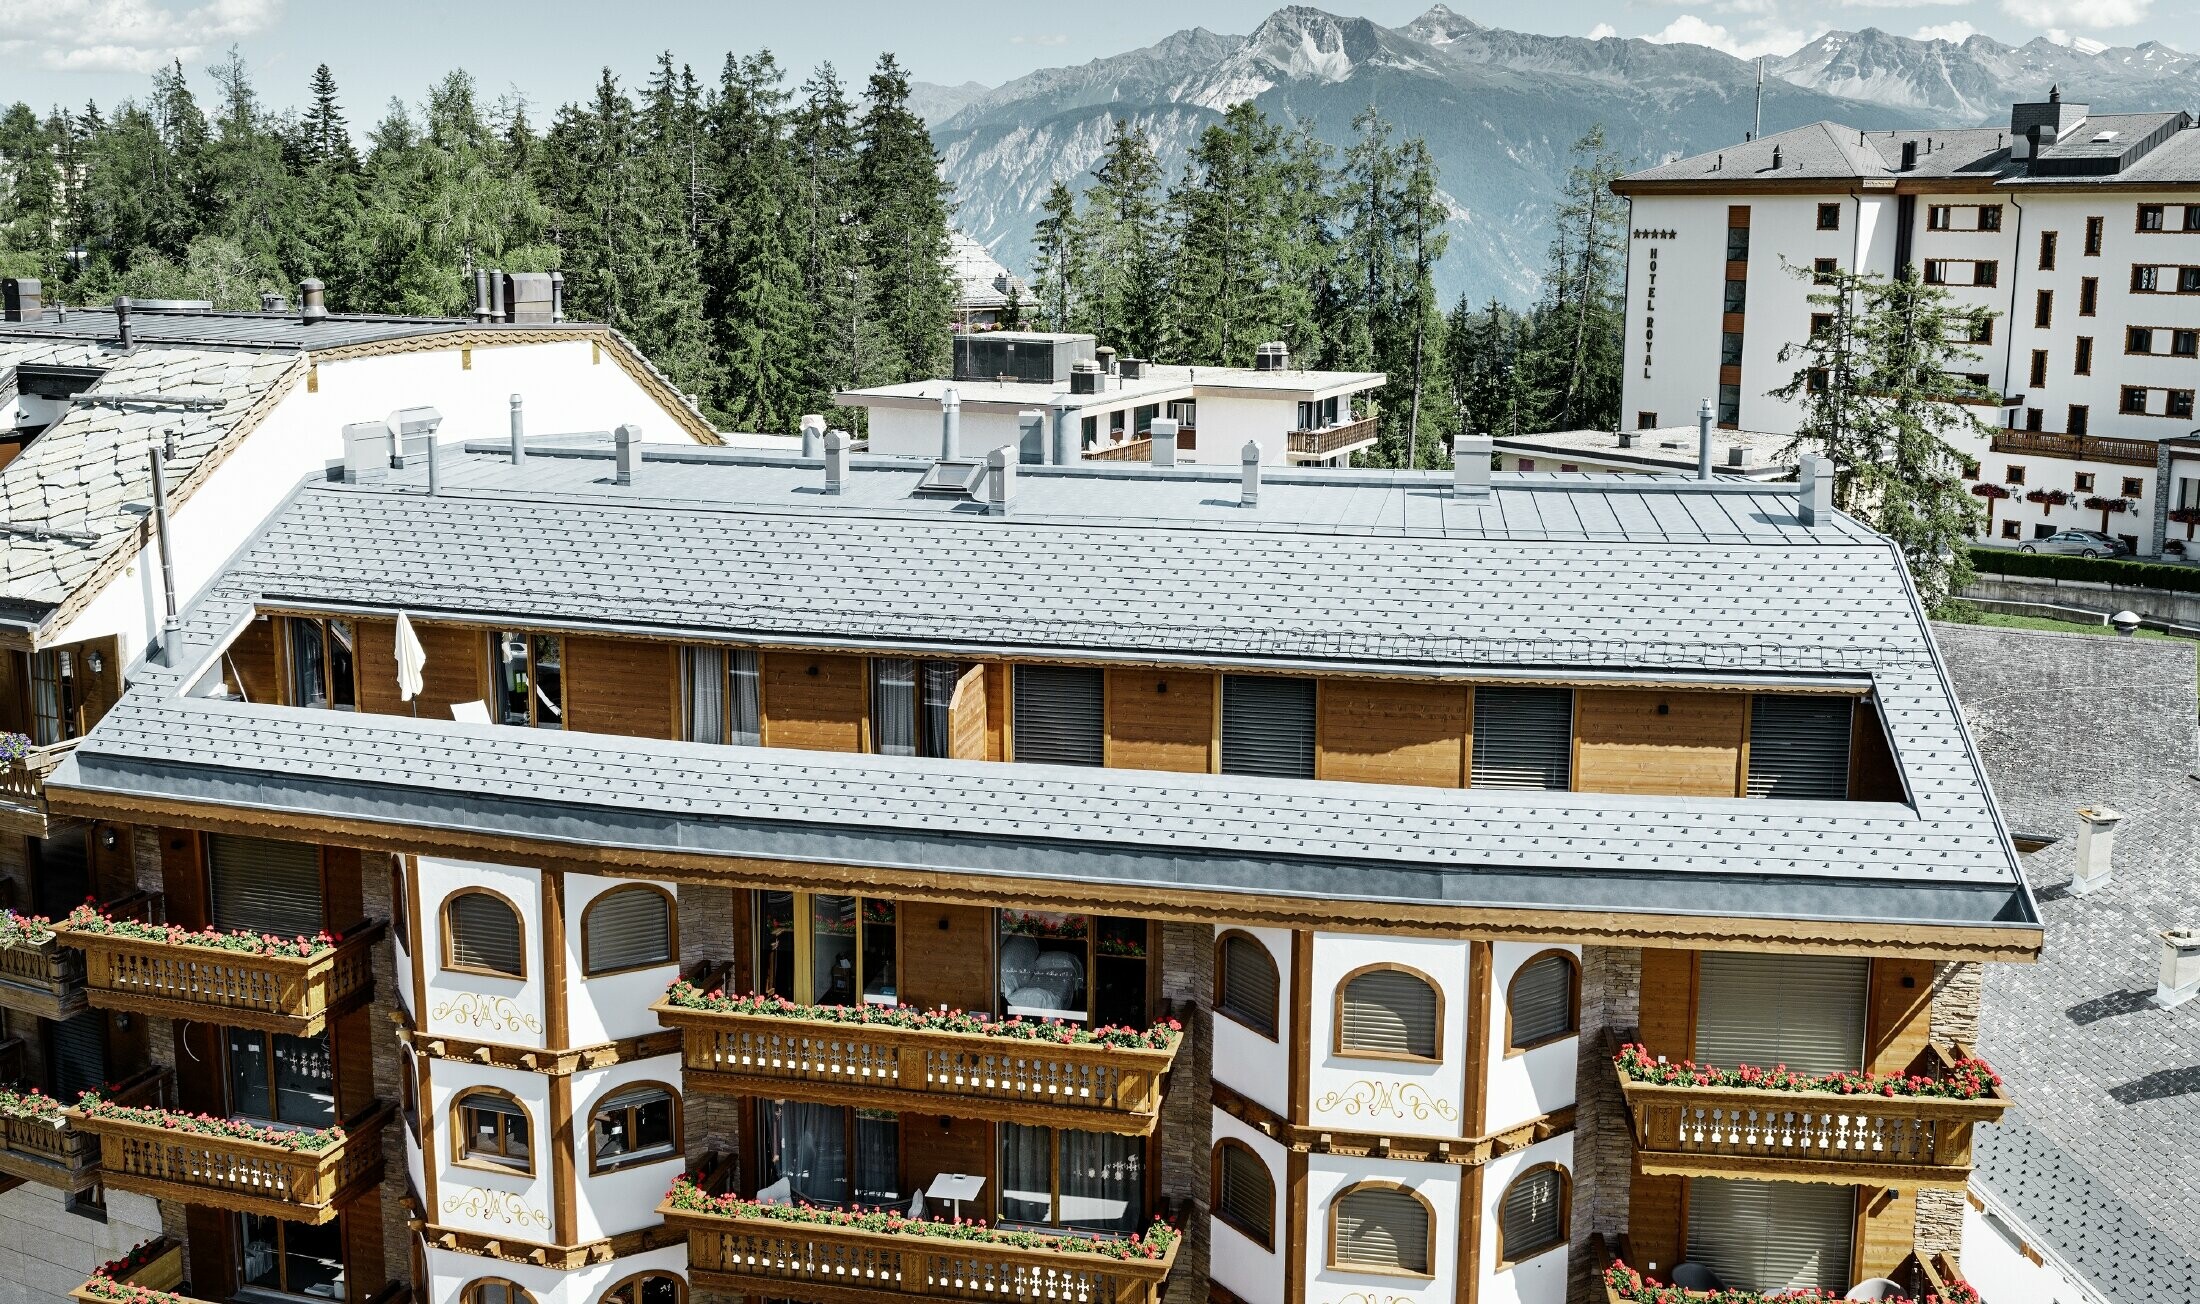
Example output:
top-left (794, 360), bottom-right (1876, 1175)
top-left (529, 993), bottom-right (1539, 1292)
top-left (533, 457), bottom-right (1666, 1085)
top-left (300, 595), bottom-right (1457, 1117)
top-left (1253, 341), bottom-right (1290, 372)
top-left (1727, 445), bottom-right (1755, 468)
top-left (299, 278), bottom-right (328, 324)
top-left (113, 297), bottom-right (133, 349)
top-left (1453, 433), bottom-right (1492, 498)
top-left (1120, 357), bottom-right (1144, 380)
top-left (259, 291), bottom-right (287, 313)
top-left (800, 414), bottom-right (825, 458)
top-left (940, 387), bottom-right (961, 460)
top-left (1, 277), bottom-right (38, 322)
top-left (387, 406), bottom-right (441, 466)
top-left (1095, 345), bottom-right (1117, 375)
top-left (1151, 417), bottom-right (1179, 467)
top-left (549, 270), bottom-right (566, 323)
top-left (2156, 929), bottom-right (2200, 1009)
top-left (614, 422), bottom-right (640, 486)
top-left (2072, 805), bottom-right (2121, 895)
top-left (1239, 439), bottom-right (1262, 507)
top-left (986, 447), bottom-right (1016, 516)
top-left (1797, 452), bottom-right (1833, 525)
top-left (485, 269), bottom-right (505, 322)
top-left (1069, 362), bottom-right (1102, 395)
top-left (824, 429), bottom-right (848, 495)
top-left (341, 420), bottom-right (392, 483)
top-left (1617, 431), bottom-right (1636, 449)
top-left (914, 459), bottom-right (987, 497)
top-left (505, 272), bottom-right (554, 323)
top-left (1770, 144), bottom-right (1783, 169)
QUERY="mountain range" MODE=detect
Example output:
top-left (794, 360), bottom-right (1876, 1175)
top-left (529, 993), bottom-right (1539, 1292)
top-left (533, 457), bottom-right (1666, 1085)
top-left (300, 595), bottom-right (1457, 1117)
top-left (922, 6), bottom-right (2200, 307)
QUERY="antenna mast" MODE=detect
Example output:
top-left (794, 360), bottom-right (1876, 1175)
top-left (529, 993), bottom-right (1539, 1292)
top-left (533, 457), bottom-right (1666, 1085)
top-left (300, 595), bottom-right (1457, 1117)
top-left (1753, 57), bottom-right (1765, 141)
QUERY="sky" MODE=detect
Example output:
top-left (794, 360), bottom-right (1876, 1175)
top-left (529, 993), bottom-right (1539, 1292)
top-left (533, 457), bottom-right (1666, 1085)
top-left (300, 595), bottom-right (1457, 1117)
top-left (0, 0), bottom-right (2191, 121)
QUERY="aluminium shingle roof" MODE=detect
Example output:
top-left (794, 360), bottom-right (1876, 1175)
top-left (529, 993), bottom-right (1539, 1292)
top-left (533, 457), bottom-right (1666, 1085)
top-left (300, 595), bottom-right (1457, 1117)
top-left (0, 307), bottom-right (540, 352)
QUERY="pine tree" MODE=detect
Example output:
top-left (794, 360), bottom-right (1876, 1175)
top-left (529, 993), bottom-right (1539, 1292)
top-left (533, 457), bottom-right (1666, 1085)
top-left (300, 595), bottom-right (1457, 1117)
top-left (1030, 180), bottom-right (1079, 333)
top-left (302, 64), bottom-right (358, 169)
top-left (0, 104), bottom-right (62, 278)
top-left (1524, 125), bottom-right (1627, 432)
top-left (1165, 103), bottom-right (1322, 367)
top-left (700, 52), bottom-right (808, 430)
top-left (1080, 118), bottom-right (1167, 355)
top-left (787, 63), bottom-right (871, 421)
top-left (854, 54), bottom-right (953, 384)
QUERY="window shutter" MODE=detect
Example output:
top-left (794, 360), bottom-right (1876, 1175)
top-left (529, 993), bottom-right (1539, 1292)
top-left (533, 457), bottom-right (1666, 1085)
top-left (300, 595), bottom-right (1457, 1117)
top-left (1694, 953), bottom-right (1867, 1076)
top-left (584, 888), bottom-right (671, 974)
top-left (448, 893), bottom-right (525, 976)
top-left (1221, 676), bottom-right (1316, 779)
top-left (1500, 1169), bottom-right (1565, 1261)
top-left (1219, 936), bottom-right (1279, 1036)
top-left (1339, 969), bottom-right (1438, 1058)
top-left (946, 665), bottom-right (988, 760)
top-left (1508, 955), bottom-right (1576, 1048)
top-left (1217, 1144), bottom-right (1275, 1243)
top-left (1686, 1177), bottom-right (1855, 1294)
top-left (208, 834), bottom-right (323, 939)
top-left (1013, 665), bottom-right (1103, 766)
top-left (1471, 688), bottom-right (1573, 790)
top-left (1747, 696), bottom-right (1853, 800)
top-left (1335, 1187), bottom-right (1429, 1273)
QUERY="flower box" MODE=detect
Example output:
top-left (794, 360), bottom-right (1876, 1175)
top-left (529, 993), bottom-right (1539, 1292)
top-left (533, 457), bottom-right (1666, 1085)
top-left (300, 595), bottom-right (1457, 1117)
top-left (55, 909), bottom-right (384, 1037)
top-left (68, 1236), bottom-right (191, 1304)
top-left (0, 737), bottom-right (73, 837)
top-left (0, 910), bottom-right (87, 1019)
top-left (66, 1099), bottom-right (391, 1223)
top-left (0, 1069), bottom-right (165, 1191)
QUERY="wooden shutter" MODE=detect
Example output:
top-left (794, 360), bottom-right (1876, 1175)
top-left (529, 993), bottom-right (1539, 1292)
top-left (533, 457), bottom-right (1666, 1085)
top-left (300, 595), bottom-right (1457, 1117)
top-left (208, 835), bottom-right (323, 939)
top-left (1694, 953), bottom-right (1867, 1075)
top-left (1335, 1187), bottom-right (1429, 1273)
top-left (1012, 665), bottom-right (1103, 766)
top-left (1500, 1168), bottom-right (1565, 1260)
top-left (1217, 1143), bottom-right (1274, 1243)
top-left (1221, 676), bottom-right (1316, 778)
top-left (583, 888), bottom-right (671, 974)
top-left (1339, 969), bottom-right (1438, 1057)
top-left (1686, 1177), bottom-right (1855, 1293)
top-left (1470, 687), bottom-right (1573, 790)
top-left (1508, 954), bottom-right (1576, 1048)
top-left (448, 893), bottom-right (525, 976)
top-left (1219, 935), bottom-right (1279, 1036)
top-left (948, 666), bottom-right (988, 760)
top-left (1747, 696), bottom-right (1853, 799)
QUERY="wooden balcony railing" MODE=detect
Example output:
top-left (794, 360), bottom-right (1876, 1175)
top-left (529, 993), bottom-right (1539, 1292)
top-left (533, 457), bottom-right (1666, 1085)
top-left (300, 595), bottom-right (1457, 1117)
top-left (1991, 429), bottom-right (2159, 467)
top-left (654, 998), bottom-right (1179, 1136)
top-left (0, 740), bottom-right (76, 836)
top-left (0, 924), bottom-right (87, 1019)
top-left (664, 1199), bottom-right (1178, 1304)
top-left (68, 1102), bottom-right (391, 1224)
top-left (0, 1067), bottom-right (166, 1192)
top-left (59, 919), bottom-right (384, 1037)
top-left (1617, 1042), bottom-right (2007, 1188)
top-left (1287, 416), bottom-right (1379, 458)
top-left (1594, 1232), bottom-right (1974, 1302)
top-left (69, 1237), bottom-right (188, 1304)
top-left (1086, 429), bottom-right (1196, 463)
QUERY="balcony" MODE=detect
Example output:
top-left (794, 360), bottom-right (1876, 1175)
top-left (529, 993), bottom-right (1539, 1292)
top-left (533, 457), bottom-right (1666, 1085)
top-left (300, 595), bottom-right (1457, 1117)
top-left (1991, 429), bottom-right (2159, 466)
top-left (653, 988), bottom-right (1181, 1136)
top-left (1287, 416), bottom-right (1379, 461)
top-left (70, 1237), bottom-right (189, 1304)
top-left (1614, 1042), bottom-right (2008, 1188)
top-left (1594, 1233), bottom-right (1976, 1303)
top-left (662, 1178), bottom-right (1179, 1304)
top-left (1086, 429), bottom-right (1197, 463)
top-left (66, 1100), bottom-right (391, 1223)
top-left (0, 738), bottom-right (75, 837)
top-left (56, 913), bottom-right (383, 1037)
top-left (0, 1068), bottom-right (166, 1193)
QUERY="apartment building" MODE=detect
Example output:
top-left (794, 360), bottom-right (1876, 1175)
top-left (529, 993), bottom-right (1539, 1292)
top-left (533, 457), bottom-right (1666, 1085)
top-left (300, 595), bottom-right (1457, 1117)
top-left (0, 288), bottom-right (716, 1300)
top-left (1615, 91), bottom-right (2200, 556)
top-left (3, 431), bottom-right (2038, 1304)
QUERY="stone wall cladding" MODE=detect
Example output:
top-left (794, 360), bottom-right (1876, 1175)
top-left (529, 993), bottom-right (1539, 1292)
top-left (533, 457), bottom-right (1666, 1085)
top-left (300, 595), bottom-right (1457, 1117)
top-left (1570, 945), bottom-right (1640, 1304)
top-left (1158, 920), bottom-right (1213, 1304)
top-left (676, 883), bottom-right (740, 1167)
top-left (364, 851), bottom-right (409, 1290)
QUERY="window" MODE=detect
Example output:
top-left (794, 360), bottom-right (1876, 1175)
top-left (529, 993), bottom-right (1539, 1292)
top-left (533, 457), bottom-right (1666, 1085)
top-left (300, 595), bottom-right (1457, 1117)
top-left (1923, 260), bottom-right (1947, 285)
top-left (2176, 329), bottom-right (2200, 357)
top-left (2187, 205), bottom-right (2200, 232)
top-left (209, 833), bottom-right (323, 939)
top-left (2034, 290), bottom-right (2053, 328)
top-left (2139, 203), bottom-right (2166, 231)
top-left (1976, 260), bottom-right (1998, 287)
top-left (392, 859), bottom-right (410, 951)
top-left (1470, 686), bottom-right (1572, 790)
top-left (2181, 477), bottom-right (2200, 511)
top-left (1331, 1184), bottom-right (1432, 1275)
top-left (1722, 278), bottom-right (1747, 313)
top-left (227, 1029), bottom-right (334, 1127)
top-left (1958, 311), bottom-right (1992, 345)
top-left (1725, 224), bottom-right (1750, 262)
top-left (1220, 675), bottom-right (1315, 779)
top-left (1927, 205), bottom-right (1950, 231)
top-left (2024, 407), bottom-right (2044, 432)
top-left (1745, 695), bottom-right (1853, 800)
top-left (2084, 214), bottom-right (2105, 255)
top-left (1718, 384), bottom-right (1741, 426)
top-left (1720, 331), bottom-right (1744, 366)
top-left (1012, 664), bottom-right (1103, 766)
top-left (1809, 312), bottom-right (1832, 338)
top-left (1213, 1140), bottom-right (1275, 1247)
top-left (681, 646), bottom-right (759, 746)
top-left (456, 1089), bottom-right (532, 1173)
top-left (2134, 265), bottom-right (2160, 292)
top-left (241, 1214), bottom-right (346, 1301)
top-left (998, 910), bottom-right (1149, 1026)
top-left (758, 1100), bottom-right (901, 1207)
top-left (1506, 951), bottom-right (1579, 1051)
top-left (2183, 268), bottom-right (2200, 293)
top-left (755, 892), bottom-right (898, 1006)
top-left (1216, 931), bottom-right (1280, 1038)
top-left (2039, 230), bottom-right (2058, 270)
top-left (444, 889), bottom-right (525, 977)
top-left (2074, 336), bottom-right (2093, 375)
top-left (582, 885), bottom-right (674, 975)
top-left (2122, 477), bottom-right (2146, 498)
top-left (2130, 326), bottom-right (2156, 354)
top-left (462, 1281), bottom-right (535, 1304)
top-left (2006, 464), bottom-right (2026, 486)
top-left (24, 647), bottom-right (78, 745)
top-left (1497, 1165), bottom-right (1570, 1266)
top-left (2028, 351), bottom-right (2048, 389)
top-left (284, 617), bottom-right (357, 710)
top-left (2068, 405), bottom-right (2090, 437)
top-left (871, 656), bottom-right (975, 758)
top-left (1336, 965), bottom-right (1440, 1060)
top-left (1001, 1124), bottom-right (1146, 1234)
top-left (2173, 390), bottom-right (2196, 419)
top-left (2080, 276), bottom-right (2098, 314)
top-left (2074, 472), bottom-right (2095, 493)
top-left (599, 1274), bottom-right (683, 1304)
top-left (1636, 411), bottom-right (1657, 430)
top-left (489, 631), bottom-right (562, 728)
top-left (2000, 519), bottom-right (2020, 539)
top-left (589, 1084), bottom-right (679, 1172)
top-left (1688, 1177), bottom-right (1856, 1294)
top-left (1811, 257), bottom-right (1838, 284)
top-left (2122, 386), bottom-right (2150, 415)
top-left (1979, 205), bottom-right (2003, 232)
top-left (1815, 203), bottom-right (1840, 231)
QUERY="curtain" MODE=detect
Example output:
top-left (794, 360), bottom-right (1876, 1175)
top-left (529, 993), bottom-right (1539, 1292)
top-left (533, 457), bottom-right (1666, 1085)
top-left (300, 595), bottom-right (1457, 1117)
top-left (288, 618), bottom-right (328, 708)
top-left (730, 649), bottom-right (761, 746)
top-left (872, 657), bottom-right (917, 756)
top-left (854, 1110), bottom-right (901, 1207)
top-left (764, 1101), bottom-right (848, 1206)
top-left (684, 647), bottom-right (725, 743)
top-left (998, 1123), bottom-right (1054, 1225)
top-left (1058, 1130), bottom-right (1143, 1234)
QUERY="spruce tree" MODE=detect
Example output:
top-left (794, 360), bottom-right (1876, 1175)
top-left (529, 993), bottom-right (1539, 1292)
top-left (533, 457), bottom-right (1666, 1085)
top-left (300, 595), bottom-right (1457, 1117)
top-left (1525, 125), bottom-right (1627, 432)
top-left (854, 54), bottom-right (953, 384)
top-left (303, 64), bottom-right (358, 169)
top-left (700, 52), bottom-right (808, 430)
top-left (1030, 180), bottom-right (1080, 333)
top-left (787, 63), bottom-right (871, 422)
top-left (1080, 118), bottom-right (1167, 355)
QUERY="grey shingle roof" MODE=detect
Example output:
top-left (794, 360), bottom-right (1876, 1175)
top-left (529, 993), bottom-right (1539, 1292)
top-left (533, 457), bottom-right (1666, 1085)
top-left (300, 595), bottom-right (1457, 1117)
top-left (0, 307), bottom-right (541, 352)
top-left (1972, 1117), bottom-right (2200, 1304)
top-left (1621, 121), bottom-right (1896, 184)
top-left (1621, 113), bottom-right (2200, 189)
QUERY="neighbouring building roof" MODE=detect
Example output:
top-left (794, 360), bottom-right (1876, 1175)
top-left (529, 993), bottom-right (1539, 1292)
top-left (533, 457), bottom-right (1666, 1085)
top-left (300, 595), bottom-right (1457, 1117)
top-left (841, 363), bottom-right (1385, 412)
top-left (49, 442), bottom-right (2038, 945)
top-left (947, 231), bottom-right (1028, 313)
top-left (0, 305), bottom-right (542, 352)
top-left (1494, 427), bottom-right (1798, 480)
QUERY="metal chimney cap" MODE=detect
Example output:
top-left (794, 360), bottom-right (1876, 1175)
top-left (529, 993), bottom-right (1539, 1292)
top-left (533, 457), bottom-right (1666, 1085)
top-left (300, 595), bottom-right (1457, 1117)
top-left (2111, 610), bottom-right (2142, 635)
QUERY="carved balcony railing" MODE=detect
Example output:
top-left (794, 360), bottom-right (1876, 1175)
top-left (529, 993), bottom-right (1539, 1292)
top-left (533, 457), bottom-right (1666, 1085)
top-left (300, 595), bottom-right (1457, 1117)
top-left (69, 1237), bottom-right (189, 1304)
top-left (1990, 429), bottom-right (2159, 466)
top-left (0, 1068), bottom-right (166, 1192)
top-left (1616, 1042), bottom-right (2007, 1189)
top-left (1287, 416), bottom-right (1379, 459)
top-left (653, 996), bottom-right (1179, 1136)
top-left (0, 739), bottom-right (76, 837)
top-left (67, 1101), bottom-right (391, 1223)
top-left (58, 918), bottom-right (383, 1037)
top-left (0, 921), bottom-right (87, 1019)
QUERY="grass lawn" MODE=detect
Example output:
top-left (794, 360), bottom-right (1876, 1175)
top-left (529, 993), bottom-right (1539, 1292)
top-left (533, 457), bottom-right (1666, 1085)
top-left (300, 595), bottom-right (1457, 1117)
top-left (1940, 605), bottom-right (2185, 642)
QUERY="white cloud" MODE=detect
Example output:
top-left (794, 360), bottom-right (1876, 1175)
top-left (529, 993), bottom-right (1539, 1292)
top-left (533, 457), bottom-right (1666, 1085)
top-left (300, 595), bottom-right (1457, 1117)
top-left (0, 0), bottom-right (282, 74)
top-left (1008, 33), bottom-right (1070, 47)
top-left (1999, 0), bottom-right (2149, 27)
top-left (1587, 22), bottom-right (1619, 38)
top-left (1643, 14), bottom-right (1816, 58)
top-left (1915, 20), bottom-right (1980, 40)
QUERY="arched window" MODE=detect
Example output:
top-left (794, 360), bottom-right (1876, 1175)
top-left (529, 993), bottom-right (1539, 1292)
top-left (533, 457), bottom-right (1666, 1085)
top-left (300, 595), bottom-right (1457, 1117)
top-left (392, 858), bottom-right (410, 951)
top-left (599, 1273), bottom-right (684, 1304)
top-left (444, 889), bottom-right (525, 977)
top-left (582, 885), bottom-right (675, 976)
top-left (589, 1082), bottom-right (680, 1172)
top-left (398, 1048), bottom-right (418, 1138)
top-left (1496, 1164), bottom-right (1571, 1266)
top-left (1330, 1182), bottom-right (1434, 1276)
top-left (1336, 964), bottom-right (1441, 1060)
top-left (1215, 931), bottom-right (1280, 1039)
top-left (454, 1088), bottom-right (532, 1174)
top-left (1506, 951), bottom-right (1579, 1052)
top-left (1211, 1139), bottom-right (1275, 1248)
top-left (462, 1280), bottom-right (536, 1304)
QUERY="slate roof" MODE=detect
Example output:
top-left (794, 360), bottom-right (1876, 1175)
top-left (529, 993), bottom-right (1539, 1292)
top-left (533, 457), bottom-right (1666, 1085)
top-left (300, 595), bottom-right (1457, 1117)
top-left (1932, 624), bottom-right (2200, 1298)
top-left (48, 444), bottom-right (2038, 936)
top-left (0, 306), bottom-right (530, 352)
top-left (1620, 113), bottom-right (2200, 189)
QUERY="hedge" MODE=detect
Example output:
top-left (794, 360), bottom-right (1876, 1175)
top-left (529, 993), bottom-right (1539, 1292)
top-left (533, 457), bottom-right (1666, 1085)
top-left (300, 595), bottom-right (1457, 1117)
top-left (1969, 547), bottom-right (2200, 595)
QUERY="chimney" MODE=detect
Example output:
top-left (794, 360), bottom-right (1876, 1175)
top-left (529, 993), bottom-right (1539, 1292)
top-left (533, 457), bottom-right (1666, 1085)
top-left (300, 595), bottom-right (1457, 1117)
top-left (506, 272), bottom-right (554, 323)
top-left (1049, 401), bottom-right (1077, 465)
top-left (1728, 445), bottom-right (1755, 468)
top-left (1070, 362), bottom-right (1102, 396)
top-left (1095, 345), bottom-right (1117, 376)
top-left (1617, 431), bottom-right (1636, 449)
top-left (824, 429), bottom-right (848, 494)
top-left (2072, 806), bottom-right (2122, 895)
top-left (1770, 144), bottom-right (1783, 169)
top-left (986, 446), bottom-right (1016, 516)
top-left (341, 420), bottom-right (392, 483)
top-left (299, 278), bottom-right (328, 324)
top-left (113, 296), bottom-right (133, 349)
top-left (486, 270), bottom-right (506, 322)
top-left (1019, 409), bottom-right (1046, 465)
top-left (386, 406), bottom-right (441, 465)
top-left (613, 423), bottom-right (641, 485)
top-left (549, 270), bottom-right (566, 323)
top-left (2155, 929), bottom-right (2200, 1009)
top-left (1453, 434), bottom-right (1492, 498)
top-left (1120, 357), bottom-right (1144, 380)
top-left (1900, 139), bottom-right (1918, 171)
top-left (1797, 453), bottom-right (1833, 525)
top-left (800, 414), bottom-right (825, 458)
top-left (2, 277), bottom-right (39, 321)
top-left (474, 268), bottom-right (493, 322)
top-left (1240, 440), bottom-right (1262, 507)
top-left (1697, 397), bottom-right (1715, 481)
top-left (940, 387), bottom-right (961, 460)
top-left (509, 394), bottom-right (526, 464)
top-left (1151, 418), bottom-right (1179, 467)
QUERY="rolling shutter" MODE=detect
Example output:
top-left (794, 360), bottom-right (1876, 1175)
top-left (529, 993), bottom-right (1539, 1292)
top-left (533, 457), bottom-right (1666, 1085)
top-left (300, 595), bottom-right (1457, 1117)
top-left (1221, 676), bottom-right (1317, 779)
top-left (47, 1011), bottom-right (106, 1104)
top-left (1013, 665), bottom-right (1103, 767)
top-left (1694, 953), bottom-right (1867, 1075)
top-left (1499, 1168), bottom-right (1565, 1261)
top-left (1471, 688), bottom-right (1573, 790)
top-left (1219, 935), bottom-right (1280, 1036)
top-left (583, 888), bottom-right (672, 974)
top-left (1747, 696), bottom-right (1853, 800)
top-left (1217, 1144), bottom-right (1275, 1243)
top-left (208, 835), bottom-right (323, 939)
top-left (1508, 954), bottom-right (1577, 1048)
top-left (1339, 969), bottom-right (1438, 1058)
top-left (448, 893), bottom-right (525, 976)
top-left (1686, 1177), bottom-right (1854, 1294)
top-left (1334, 1187), bottom-right (1430, 1273)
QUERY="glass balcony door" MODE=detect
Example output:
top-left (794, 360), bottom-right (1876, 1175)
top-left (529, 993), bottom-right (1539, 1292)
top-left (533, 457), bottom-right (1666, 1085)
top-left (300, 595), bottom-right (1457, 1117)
top-left (756, 1100), bottom-right (900, 1209)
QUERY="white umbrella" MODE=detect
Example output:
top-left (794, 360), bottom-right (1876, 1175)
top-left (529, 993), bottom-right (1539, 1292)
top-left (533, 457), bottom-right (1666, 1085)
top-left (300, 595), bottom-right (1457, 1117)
top-left (394, 612), bottom-right (427, 703)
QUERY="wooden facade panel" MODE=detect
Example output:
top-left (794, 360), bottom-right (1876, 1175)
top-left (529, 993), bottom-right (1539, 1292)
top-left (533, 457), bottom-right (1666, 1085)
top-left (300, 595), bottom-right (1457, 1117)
top-left (1628, 1173), bottom-right (1687, 1278)
top-left (321, 845), bottom-right (364, 934)
top-left (1849, 698), bottom-right (1905, 802)
top-left (983, 662), bottom-right (1009, 762)
top-left (899, 903), bottom-right (993, 1013)
top-left (1315, 680), bottom-right (1467, 788)
top-left (67, 634), bottom-right (124, 734)
top-left (948, 665), bottom-right (987, 761)
top-left (1103, 668), bottom-right (1215, 773)
top-left (185, 1205), bottom-right (234, 1300)
top-left (1855, 1186), bottom-right (1915, 1281)
top-left (353, 619), bottom-right (404, 715)
top-left (1865, 957), bottom-right (1936, 1074)
top-left (332, 1005), bottom-right (376, 1120)
top-left (405, 622), bottom-right (487, 722)
top-left (901, 1114), bottom-right (989, 1206)
top-left (1637, 948), bottom-right (1697, 1063)
top-left (1575, 690), bottom-right (1745, 797)
top-left (0, 645), bottom-right (23, 735)
top-left (564, 635), bottom-right (678, 738)
top-left (227, 615), bottom-right (281, 707)
top-left (760, 652), bottom-right (867, 752)
top-left (158, 828), bottom-right (208, 930)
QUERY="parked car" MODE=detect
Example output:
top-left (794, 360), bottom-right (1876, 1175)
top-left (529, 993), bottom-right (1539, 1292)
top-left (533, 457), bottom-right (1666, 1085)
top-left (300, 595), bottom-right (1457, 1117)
top-left (2019, 530), bottom-right (2132, 558)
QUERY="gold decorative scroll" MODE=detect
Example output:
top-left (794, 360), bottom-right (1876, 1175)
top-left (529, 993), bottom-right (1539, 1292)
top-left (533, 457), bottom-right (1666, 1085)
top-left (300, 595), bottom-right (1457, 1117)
top-left (1314, 1079), bottom-right (1459, 1123)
